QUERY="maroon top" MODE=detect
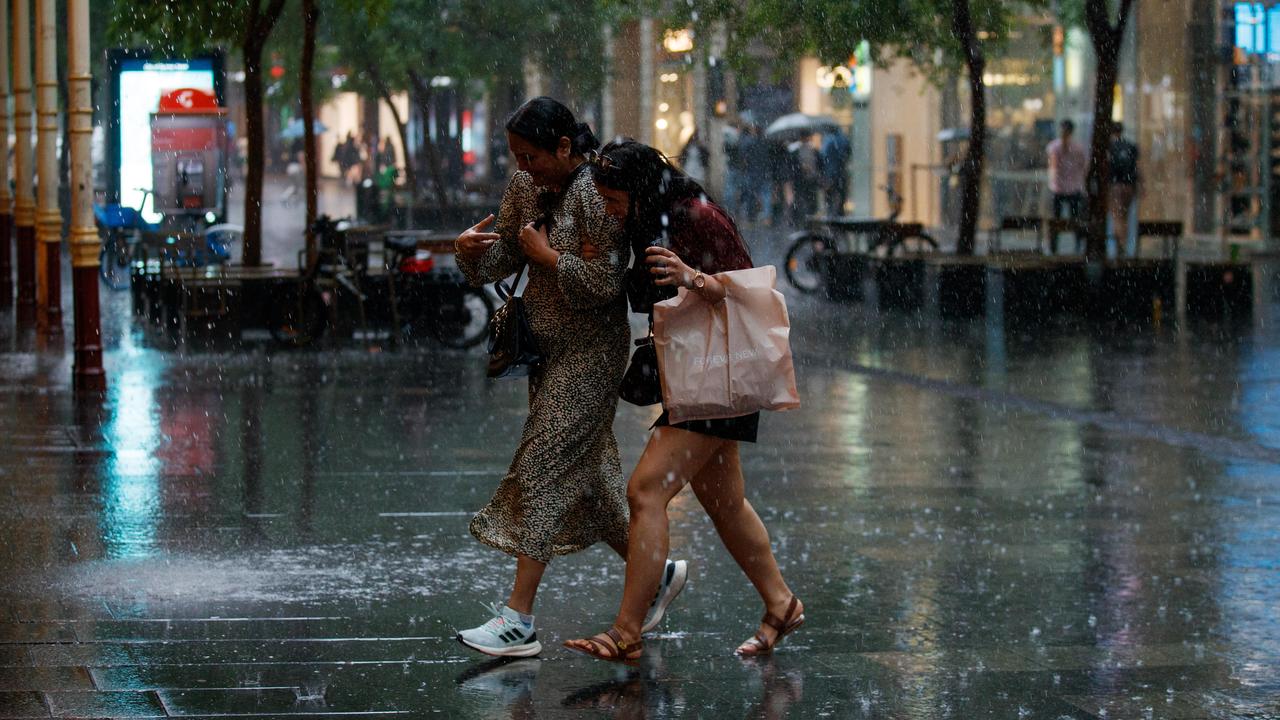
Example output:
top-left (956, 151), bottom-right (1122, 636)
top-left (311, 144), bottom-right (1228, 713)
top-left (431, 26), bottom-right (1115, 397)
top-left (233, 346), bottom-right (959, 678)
top-left (666, 197), bottom-right (753, 275)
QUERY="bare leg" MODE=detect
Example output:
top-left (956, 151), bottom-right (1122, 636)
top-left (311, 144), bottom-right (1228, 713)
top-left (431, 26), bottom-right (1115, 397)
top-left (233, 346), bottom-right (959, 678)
top-left (506, 554), bottom-right (547, 615)
top-left (688, 444), bottom-right (802, 649)
top-left (566, 427), bottom-right (721, 652)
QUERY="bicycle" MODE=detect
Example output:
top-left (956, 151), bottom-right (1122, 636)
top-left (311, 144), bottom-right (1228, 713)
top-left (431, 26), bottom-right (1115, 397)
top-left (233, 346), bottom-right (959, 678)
top-left (784, 184), bottom-right (938, 294)
top-left (94, 188), bottom-right (160, 290)
top-left (383, 234), bottom-right (494, 349)
top-left (268, 217), bottom-right (367, 347)
top-left (268, 216), bottom-right (493, 349)
top-left (95, 189), bottom-right (239, 290)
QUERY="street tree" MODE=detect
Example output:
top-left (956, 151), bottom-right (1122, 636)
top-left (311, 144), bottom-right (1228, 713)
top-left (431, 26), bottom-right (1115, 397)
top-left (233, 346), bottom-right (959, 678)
top-left (301, 0), bottom-right (320, 262)
top-left (1060, 0), bottom-right (1136, 259)
top-left (107, 0), bottom-right (290, 267)
top-left (324, 0), bottom-right (611, 216)
top-left (649, 0), bottom-right (1042, 256)
top-left (322, 0), bottom-right (431, 215)
top-left (267, 0), bottom-right (381, 262)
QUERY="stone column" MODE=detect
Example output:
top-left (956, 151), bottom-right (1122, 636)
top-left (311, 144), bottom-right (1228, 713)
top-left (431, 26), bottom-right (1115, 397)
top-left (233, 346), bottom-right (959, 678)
top-left (68, 0), bottom-right (103, 390)
top-left (12, 0), bottom-right (35, 322)
top-left (35, 0), bottom-right (59, 332)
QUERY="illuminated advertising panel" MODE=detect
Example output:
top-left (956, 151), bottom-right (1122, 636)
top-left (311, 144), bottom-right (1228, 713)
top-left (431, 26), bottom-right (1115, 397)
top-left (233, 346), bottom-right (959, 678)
top-left (107, 52), bottom-right (224, 223)
top-left (1234, 3), bottom-right (1280, 56)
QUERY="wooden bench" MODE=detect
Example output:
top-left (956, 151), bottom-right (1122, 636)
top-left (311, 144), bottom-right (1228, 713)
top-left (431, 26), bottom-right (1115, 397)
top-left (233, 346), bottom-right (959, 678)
top-left (1045, 218), bottom-right (1082, 255)
top-left (993, 216), bottom-right (1042, 254)
top-left (1135, 221), bottom-right (1183, 260)
top-left (158, 265), bottom-right (298, 342)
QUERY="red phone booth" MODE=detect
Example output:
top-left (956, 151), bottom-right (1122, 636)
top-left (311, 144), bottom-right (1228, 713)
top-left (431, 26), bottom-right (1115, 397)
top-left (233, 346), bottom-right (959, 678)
top-left (150, 88), bottom-right (227, 220)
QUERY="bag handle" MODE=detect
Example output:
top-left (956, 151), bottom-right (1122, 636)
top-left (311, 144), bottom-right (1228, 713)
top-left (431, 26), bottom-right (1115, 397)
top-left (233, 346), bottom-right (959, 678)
top-left (495, 264), bottom-right (527, 302)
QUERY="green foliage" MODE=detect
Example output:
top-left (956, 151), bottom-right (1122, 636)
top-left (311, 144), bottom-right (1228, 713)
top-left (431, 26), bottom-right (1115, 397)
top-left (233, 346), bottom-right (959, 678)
top-left (101, 0), bottom-right (612, 107)
top-left (320, 0), bottom-right (611, 102)
top-left (105, 0), bottom-right (248, 54)
top-left (629, 0), bottom-right (1042, 85)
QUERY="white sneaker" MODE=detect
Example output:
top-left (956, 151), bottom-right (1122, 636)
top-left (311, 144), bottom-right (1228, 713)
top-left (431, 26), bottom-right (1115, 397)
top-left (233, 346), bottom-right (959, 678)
top-left (456, 602), bottom-right (543, 658)
top-left (641, 559), bottom-right (689, 634)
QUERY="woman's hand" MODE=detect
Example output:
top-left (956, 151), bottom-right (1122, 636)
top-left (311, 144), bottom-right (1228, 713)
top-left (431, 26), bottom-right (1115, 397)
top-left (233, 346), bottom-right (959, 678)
top-left (456, 215), bottom-right (500, 261)
top-left (645, 246), bottom-right (694, 288)
top-left (519, 222), bottom-right (560, 269)
top-left (580, 243), bottom-right (600, 261)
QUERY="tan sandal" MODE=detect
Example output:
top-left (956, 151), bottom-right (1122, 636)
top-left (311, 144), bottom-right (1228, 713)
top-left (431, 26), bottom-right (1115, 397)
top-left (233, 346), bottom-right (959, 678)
top-left (563, 627), bottom-right (644, 664)
top-left (736, 596), bottom-right (805, 656)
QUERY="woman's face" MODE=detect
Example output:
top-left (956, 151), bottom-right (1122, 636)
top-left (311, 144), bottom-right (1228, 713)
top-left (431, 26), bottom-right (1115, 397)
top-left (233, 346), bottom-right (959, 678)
top-left (595, 183), bottom-right (630, 220)
top-left (507, 131), bottom-right (565, 187)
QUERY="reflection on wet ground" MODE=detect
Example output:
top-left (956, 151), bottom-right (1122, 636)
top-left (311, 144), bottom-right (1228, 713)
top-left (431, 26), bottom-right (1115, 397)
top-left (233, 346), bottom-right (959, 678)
top-left (1, 238), bottom-right (1278, 717)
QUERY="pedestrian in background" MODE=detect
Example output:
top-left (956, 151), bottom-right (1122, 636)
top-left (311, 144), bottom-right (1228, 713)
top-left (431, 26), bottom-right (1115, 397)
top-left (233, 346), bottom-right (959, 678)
top-left (1108, 121), bottom-right (1140, 257)
top-left (1046, 119), bottom-right (1087, 221)
top-left (677, 129), bottom-right (709, 184)
top-left (738, 126), bottom-right (771, 224)
top-left (452, 97), bottom-right (687, 659)
top-left (332, 132), bottom-right (356, 184)
top-left (724, 125), bottom-right (744, 216)
top-left (377, 137), bottom-right (397, 178)
top-left (564, 139), bottom-right (803, 662)
top-left (820, 128), bottom-right (851, 216)
top-left (767, 135), bottom-right (792, 227)
top-left (789, 133), bottom-right (820, 225)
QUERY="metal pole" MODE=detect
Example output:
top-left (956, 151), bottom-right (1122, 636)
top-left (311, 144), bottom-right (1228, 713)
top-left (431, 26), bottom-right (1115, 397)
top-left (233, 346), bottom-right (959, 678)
top-left (68, 0), bottom-right (102, 390)
top-left (600, 25), bottom-right (615, 142)
top-left (639, 19), bottom-right (654, 146)
top-left (0, 0), bottom-right (11, 308)
top-left (12, 0), bottom-right (35, 323)
top-left (35, 0), bottom-right (58, 333)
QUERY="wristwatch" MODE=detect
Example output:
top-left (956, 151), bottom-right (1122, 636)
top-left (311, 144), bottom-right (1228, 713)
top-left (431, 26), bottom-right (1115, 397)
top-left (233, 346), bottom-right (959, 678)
top-left (691, 271), bottom-right (706, 289)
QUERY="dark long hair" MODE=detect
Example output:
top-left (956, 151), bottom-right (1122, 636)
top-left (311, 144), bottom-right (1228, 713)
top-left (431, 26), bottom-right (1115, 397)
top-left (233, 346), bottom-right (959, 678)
top-left (589, 139), bottom-right (711, 250)
top-left (505, 96), bottom-right (600, 156)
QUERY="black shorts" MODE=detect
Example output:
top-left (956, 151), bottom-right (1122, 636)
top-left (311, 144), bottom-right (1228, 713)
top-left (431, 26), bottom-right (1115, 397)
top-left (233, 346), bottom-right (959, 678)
top-left (652, 410), bottom-right (760, 443)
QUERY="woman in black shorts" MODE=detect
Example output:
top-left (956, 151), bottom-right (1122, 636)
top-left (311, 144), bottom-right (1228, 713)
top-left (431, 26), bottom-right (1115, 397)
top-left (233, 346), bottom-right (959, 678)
top-left (564, 140), bottom-right (803, 662)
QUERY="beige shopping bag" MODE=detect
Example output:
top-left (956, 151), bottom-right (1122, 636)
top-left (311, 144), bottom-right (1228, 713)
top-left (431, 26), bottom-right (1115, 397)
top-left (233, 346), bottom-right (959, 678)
top-left (652, 265), bottom-right (801, 424)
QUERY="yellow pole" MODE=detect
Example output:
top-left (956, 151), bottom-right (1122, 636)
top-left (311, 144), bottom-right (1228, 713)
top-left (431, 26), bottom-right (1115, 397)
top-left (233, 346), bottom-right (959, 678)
top-left (68, 0), bottom-right (103, 390)
top-left (0, 0), bottom-right (12, 307)
top-left (35, 0), bottom-right (60, 333)
top-left (12, 0), bottom-right (35, 322)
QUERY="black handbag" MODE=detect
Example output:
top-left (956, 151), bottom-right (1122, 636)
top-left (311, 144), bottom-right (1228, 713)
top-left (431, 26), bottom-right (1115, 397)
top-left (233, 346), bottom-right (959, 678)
top-left (487, 265), bottom-right (544, 379)
top-left (624, 238), bottom-right (675, 314)
top-left (619, 335), bottom-right (662, 406)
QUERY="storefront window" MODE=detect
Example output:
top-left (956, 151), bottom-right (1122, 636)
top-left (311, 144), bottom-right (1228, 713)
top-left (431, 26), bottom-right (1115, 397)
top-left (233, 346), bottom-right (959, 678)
top-left (653, 68), bottom-right (694, 157)
top-left (982, 21), bottom-right (1057, 224)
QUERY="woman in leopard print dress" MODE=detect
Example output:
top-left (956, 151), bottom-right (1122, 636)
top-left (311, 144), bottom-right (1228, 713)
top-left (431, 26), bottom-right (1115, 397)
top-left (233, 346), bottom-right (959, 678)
top-left (452, 99), bottom-right (685, 658)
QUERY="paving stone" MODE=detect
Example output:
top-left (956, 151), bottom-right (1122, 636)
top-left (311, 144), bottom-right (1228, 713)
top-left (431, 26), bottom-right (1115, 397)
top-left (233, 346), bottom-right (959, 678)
top-left (0, 691), bottom-right (48, 718)
top-left (157, 688), bottom-right (310, 716)
top-left (0, 625), bottom-right (75, 644)
top-left (0, 667), bottom-right (93, 692)
top-left (0, 648), bottom-right (31, 668)
top-left (43, 690), bottom-right (166, 718)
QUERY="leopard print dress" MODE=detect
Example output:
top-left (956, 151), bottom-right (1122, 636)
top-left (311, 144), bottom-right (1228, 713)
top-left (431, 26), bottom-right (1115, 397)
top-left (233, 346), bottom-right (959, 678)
top-left (456, 168), bottom-right (631, 563)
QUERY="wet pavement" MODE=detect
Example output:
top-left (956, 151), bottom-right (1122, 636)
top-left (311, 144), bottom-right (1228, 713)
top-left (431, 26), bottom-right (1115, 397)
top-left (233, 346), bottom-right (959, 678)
top-left (1, 200), bottom-right (1279, 718)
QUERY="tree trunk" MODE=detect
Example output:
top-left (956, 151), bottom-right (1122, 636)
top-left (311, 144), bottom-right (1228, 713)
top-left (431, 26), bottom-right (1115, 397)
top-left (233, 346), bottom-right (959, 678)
top-left (1082, 0), bottom-right (1135, 260)
top-left (380, 92), bottom-right (416, 228)
top-left (301, 0), bottom-right (319, 265)
top-left (362, 60), bottom-right (418, 227)
top-left (242, 45), bottom-right (265, 266)
top-left (407, 70), bottom-right (453, 211)
top-left (953, 0), bottom-right (986, 256)
top-left (240, 0), bottom-right (289, 267)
